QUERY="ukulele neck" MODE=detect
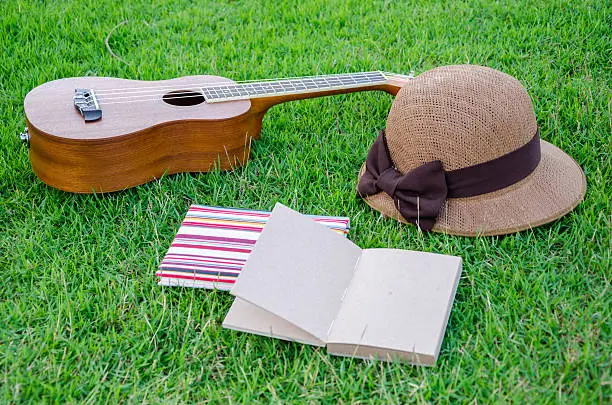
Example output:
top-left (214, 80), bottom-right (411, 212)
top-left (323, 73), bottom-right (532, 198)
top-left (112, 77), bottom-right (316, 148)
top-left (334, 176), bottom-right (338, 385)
top-left (201, 71), bottom-right (412, 113)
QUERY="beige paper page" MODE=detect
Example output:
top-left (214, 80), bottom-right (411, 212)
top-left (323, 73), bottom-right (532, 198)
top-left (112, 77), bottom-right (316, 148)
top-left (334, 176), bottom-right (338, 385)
top-left (327, 248), bottom-right (462, 364)
top-left (230, 203), bottom-right (362, 342)
top-left (223, 298), bottom-right (325, 346)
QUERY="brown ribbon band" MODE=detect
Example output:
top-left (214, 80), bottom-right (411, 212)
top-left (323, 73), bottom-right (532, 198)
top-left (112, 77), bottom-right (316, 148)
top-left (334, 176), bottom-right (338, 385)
top-left (357, 129), bottom-right (541, 231)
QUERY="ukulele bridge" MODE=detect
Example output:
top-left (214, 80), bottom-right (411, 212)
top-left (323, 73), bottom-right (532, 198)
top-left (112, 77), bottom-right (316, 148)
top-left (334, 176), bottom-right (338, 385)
top-left (73, 88), bottom-right (102, 122)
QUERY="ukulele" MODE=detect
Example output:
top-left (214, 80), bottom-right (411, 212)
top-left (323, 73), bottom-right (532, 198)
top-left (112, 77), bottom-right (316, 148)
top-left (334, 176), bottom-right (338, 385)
top-left (22, 71), bottom-right (412, 193)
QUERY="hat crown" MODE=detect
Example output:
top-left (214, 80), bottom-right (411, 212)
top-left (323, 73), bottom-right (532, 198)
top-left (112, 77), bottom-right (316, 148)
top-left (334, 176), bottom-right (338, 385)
top-left (386, 65), bottom-right (538, 173)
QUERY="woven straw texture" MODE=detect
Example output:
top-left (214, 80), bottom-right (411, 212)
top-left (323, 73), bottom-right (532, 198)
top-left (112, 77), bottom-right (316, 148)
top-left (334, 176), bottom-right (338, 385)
top-left (359, 65), bottom-right (586, 236)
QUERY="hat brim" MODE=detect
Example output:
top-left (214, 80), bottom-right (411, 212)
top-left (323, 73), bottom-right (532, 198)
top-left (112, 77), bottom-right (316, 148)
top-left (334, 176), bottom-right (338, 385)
top-left (358, 140), bottom-right (586, 236)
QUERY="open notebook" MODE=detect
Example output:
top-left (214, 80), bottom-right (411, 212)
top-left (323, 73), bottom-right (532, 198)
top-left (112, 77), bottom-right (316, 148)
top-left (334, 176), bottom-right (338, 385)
top-left (223, 203), bottom-right (462, 365)
top-left (156, 205), bottom-right (349, 290)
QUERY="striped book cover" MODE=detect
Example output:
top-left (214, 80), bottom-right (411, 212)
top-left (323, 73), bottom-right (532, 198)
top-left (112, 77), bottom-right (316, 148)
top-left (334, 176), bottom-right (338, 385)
top-left (156, 205), bottom-right (350, 290)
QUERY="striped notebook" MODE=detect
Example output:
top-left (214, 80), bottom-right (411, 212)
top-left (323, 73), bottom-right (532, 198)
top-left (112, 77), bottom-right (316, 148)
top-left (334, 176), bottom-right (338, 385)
top-left (156, 205), bottom-right (350, 290)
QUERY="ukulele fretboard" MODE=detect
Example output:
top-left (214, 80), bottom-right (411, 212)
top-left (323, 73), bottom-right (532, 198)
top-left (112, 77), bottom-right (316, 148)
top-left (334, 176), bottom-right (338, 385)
top-left (201, 71), bottom-right (388, 103)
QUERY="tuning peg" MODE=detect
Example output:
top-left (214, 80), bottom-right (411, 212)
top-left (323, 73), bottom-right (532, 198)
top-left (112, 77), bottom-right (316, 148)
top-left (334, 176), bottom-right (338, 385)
top-left (19, 127), bottom-right (30, 145)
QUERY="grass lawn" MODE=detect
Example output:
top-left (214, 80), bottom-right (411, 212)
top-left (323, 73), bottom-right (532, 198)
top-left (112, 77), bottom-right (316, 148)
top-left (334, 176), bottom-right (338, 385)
top-left (0, 0), bottom-right (610, 402)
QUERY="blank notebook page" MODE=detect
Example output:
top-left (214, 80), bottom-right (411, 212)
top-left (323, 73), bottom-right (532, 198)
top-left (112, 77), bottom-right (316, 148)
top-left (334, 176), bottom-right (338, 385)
top-left (327, 248), bottom-right (462, 360)
top-left (230, 203), bottom-right (362, 342)
top-left (223, 297), bottom-right (325, 346)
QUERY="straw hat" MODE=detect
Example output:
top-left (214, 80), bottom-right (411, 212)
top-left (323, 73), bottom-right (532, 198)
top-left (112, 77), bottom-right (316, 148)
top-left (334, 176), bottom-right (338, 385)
top-left (357, 65), bottom-right (586, 236)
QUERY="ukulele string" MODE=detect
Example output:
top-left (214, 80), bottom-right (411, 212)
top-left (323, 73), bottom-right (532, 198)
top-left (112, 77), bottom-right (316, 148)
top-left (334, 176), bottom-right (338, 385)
top-left (95, 78), bottom-right (389, 105)
top-left (91, 72), bottom-right (394, 104)
top-left (96, 82), bottom-right (383, 105)
top-left (94, 73), bottom-right (410, 99)
top-left (94, 79), bottom-right (387, 103)
top-left (92, 72), bottom-right (411, 106)
top-left (93, 80), bottom-right (383, 105)
top-left (92, 71), bottom-right (387, 95)
top-left (98, 94), bottom-right (217, 105)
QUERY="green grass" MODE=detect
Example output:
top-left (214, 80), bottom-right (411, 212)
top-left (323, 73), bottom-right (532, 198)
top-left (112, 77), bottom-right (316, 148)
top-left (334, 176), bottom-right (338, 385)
top-left (0, 0), bottom-right (610, 402)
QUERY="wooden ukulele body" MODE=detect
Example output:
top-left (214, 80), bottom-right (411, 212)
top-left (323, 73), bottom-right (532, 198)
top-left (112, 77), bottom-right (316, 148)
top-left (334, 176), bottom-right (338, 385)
top-left (24, 74), bottom-right (404, 193)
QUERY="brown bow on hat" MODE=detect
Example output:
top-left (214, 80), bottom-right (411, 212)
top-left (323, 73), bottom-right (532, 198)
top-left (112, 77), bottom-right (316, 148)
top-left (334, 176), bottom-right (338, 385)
top-left (357, 65), bottom-right (586, 236)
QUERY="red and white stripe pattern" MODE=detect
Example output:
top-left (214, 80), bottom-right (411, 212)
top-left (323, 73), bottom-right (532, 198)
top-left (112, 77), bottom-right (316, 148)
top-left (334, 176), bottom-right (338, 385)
top-left (156, 205), bottom-right (350, 290)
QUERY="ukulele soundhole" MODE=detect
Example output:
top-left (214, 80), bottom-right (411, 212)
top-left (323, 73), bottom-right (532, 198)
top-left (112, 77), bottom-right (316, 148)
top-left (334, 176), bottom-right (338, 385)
top-left (162, 90), bottom-right (205, 106)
